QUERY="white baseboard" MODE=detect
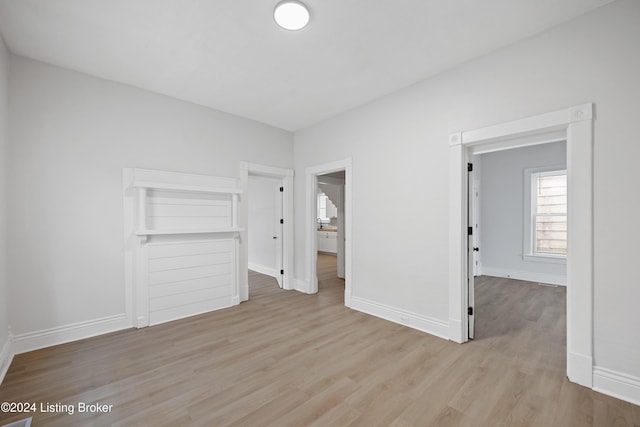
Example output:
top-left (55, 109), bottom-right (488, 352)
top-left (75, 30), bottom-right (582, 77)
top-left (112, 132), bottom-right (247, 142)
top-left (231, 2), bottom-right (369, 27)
top-left (593, 366), bottom-right (640, 406)
top-left (448, 318), bottom-right (464, 343)
top-left (344, 290), bottom-right (352, 308)
top-left (0, 334), bottom-right (14, 385)
top-left (480, 267), bottom-right (566, 286)
top-left (12, 314), bottom-right (131, 354)
top-left (248, 262), bottom-right (277, 278)
top-left (568, 351), bottom-right (593, 387)
top-left (350, 296), bottom-right (449, 340)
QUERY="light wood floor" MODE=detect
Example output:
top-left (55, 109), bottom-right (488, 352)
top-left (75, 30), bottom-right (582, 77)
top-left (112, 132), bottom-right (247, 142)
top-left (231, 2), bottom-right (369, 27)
top-left (1, 258), bottom-right (638, 426)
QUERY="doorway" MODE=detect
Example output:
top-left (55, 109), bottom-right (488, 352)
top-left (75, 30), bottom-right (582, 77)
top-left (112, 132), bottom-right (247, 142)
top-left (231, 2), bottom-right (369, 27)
top-left (469, 141), bottom-right (567, 350)
top-left (239, 162), bottom-right (294, 301)
top-left (448, 103), bottom-right (594, 387)
top-left (247, 175), bottom-right (283, 288)
top-left (316, 171), bottom-right (345, 294)
top-left (305, 158), bottom-right (352, 306)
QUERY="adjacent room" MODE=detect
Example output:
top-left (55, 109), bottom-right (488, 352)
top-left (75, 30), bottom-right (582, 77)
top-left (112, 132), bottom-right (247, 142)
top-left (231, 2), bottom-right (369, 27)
top-left (471, 142), bottom-right (568, 370)
top-left (0, 0), bottom-right (639, 425)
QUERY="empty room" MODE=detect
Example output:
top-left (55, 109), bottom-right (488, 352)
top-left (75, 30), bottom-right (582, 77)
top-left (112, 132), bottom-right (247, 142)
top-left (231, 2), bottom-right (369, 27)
top-left (0, 1), bottom-right (639, 426)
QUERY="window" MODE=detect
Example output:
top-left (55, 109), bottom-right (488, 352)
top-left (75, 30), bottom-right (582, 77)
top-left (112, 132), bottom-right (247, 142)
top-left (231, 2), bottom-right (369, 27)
top-left (317, 192), bottom-right (328, 223)
top-left (524, 167), bottom-right (567, 262)
top-left (317, 192), bottom-right (336, 224)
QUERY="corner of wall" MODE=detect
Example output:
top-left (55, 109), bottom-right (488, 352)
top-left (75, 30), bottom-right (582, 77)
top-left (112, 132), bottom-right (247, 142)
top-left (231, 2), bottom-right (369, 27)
top-left (293, 278), bottom-right (313, 294)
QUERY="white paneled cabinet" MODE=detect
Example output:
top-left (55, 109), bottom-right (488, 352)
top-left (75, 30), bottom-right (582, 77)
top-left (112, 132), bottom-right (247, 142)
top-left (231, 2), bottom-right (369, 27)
top-left (123, 168), bottom-right (243, 329)
top-left (317, 230), bottom-right (337, 254)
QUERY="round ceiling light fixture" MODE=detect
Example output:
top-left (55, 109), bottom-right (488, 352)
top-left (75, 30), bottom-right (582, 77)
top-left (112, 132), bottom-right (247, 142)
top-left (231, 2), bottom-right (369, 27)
top-left (274, 1), bottom-right (310, 31)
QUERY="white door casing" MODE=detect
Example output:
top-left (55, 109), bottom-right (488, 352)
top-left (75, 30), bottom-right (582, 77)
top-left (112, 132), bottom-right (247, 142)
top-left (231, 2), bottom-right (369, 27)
top-left (448, 103), bottom-right (594, 388)
top-left (239, 162), bottom-right (294, 300)
top-left (467, 162), bottom-right (475, 339)
top-left (305, 158), bottom-right (352, 306)
top-left (275, 183), bottom-right (284, 288)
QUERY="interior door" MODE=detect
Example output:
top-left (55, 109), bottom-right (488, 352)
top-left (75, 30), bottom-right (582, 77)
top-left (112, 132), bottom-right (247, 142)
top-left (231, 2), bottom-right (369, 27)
top-left (467, 162), bottom-right (475, 339)
top-left (337, 184), bottom-right (345, 279)
top-left (472, 180), bottom-right (480, 277)
top-left (275, 183), bottom-right (284, 288)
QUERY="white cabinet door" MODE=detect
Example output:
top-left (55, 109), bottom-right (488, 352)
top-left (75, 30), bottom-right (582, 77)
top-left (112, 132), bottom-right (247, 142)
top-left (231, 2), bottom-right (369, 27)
top-left (317, 231), bottom-right (337, 254)
top-left (326, 232), bottom-right (337, 253)
top-left (317, 231), bottom-right (328, 252)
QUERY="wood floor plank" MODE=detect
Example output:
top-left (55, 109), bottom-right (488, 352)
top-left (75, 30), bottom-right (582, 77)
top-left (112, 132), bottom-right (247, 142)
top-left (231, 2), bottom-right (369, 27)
top-left (0, 263), bottom-right (638, 426)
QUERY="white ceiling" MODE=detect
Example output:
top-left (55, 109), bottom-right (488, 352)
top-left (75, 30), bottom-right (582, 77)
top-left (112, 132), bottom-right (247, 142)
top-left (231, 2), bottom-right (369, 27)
top-left (0, 0), bottom-right (614, 131)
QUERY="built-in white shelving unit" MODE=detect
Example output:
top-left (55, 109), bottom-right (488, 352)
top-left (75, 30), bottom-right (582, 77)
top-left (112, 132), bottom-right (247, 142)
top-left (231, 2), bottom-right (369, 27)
top-left (133, 181), bottom-right (242, 237)
top-left (123, 168), bottom-right (243, 329)
top-left (135, 228), bottom-right (242, 236)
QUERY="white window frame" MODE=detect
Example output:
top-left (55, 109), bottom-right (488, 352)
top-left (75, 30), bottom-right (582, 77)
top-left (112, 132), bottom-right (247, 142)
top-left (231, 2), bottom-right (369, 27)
top-left (317, 192), bottom-right (327, 221)
top-left (523, 165), bottom-right (567, 264)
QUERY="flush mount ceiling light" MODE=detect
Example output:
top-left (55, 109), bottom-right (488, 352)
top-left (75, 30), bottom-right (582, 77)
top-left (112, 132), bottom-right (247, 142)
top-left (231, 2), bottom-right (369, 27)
top-left (274, 1), bottom-right (310, 31)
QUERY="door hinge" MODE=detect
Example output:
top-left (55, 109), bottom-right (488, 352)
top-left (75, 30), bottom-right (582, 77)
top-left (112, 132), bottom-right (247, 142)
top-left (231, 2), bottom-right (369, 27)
top-left (280, 219), bottom-right (284, 224)
top-left (279, 186), bottom-right (284, 192)
top-left (468, 227), bottom-right (473, 236)
top-left (280, 269), bottom-right (284, 275)
top-left (473, 247), bottom-right (479, 252)
top-left (468, 307), bottom-right (473, 316)
top-left (467, 163), bottom-right (473, 172)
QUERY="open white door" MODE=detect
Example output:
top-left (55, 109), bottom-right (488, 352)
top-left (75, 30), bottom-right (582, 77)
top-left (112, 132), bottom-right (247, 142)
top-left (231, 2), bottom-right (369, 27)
top-left (472, 180), bottom-right (480, 277)
top-left (337, 184), bottom-right (345, 279)
top-left (275, 184), bottom-right (284, 288)
top-left (467, 162), bottom-right (475, 339)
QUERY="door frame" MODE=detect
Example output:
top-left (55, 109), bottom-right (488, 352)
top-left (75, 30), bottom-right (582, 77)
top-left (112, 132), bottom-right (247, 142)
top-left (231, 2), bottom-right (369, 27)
top-left (305, 158), bottom-right (352, 306)
top-left (239, 162), bottom-right (294, 300)
top-left (448, 103), bottom-right (594, 387)
top-left (317, 174), bottom-right (346, 278)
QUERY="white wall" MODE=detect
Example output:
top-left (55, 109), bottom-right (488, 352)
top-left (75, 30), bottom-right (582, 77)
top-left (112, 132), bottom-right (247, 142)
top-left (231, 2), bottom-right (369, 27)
top-left (248, 176), bottom-right (279, 276)
top-left (478, 142), bottom-right (566, 285)
top-left (293, 0), bottom-right (640, 380)
top-left (7, 56), bottom-right (293, 337)
top-left (0, 36), bottom-right (10, 367)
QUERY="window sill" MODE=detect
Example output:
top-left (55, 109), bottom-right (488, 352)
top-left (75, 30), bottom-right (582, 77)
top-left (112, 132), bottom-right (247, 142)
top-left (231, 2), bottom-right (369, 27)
top-left (523, 254), bottom-right (567, 265)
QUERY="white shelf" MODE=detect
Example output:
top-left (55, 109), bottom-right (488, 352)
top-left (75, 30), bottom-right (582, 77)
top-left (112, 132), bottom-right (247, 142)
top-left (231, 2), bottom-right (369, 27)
top-left (136, 228), bottom-right (243, 236)
top-left (134, 181), bottom-right (242, 194)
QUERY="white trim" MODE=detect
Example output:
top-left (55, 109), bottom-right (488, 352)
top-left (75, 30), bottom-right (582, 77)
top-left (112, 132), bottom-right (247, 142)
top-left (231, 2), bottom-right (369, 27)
top-left (480, 267), bottom-right (566, 286)
top-left (240, 162), bottom-right (295, 300)
top-left (11, 314), bottom-right (130, 355)
top-left (448, 318), bottom-right (463, 343)
top-left (593, 367), bottom-right (640, 406)
top-left (305, 158), bottom-right (353, 307)
top-left (448, 141), bottom-right (466, 344)
top-left (248, 262), bottom-right (278, 278)
top-left (134, 181), bottom-right (242, 194)
top-left (122, 168), bottom-right (135, 327)
top-left (523, 165), bottom-right (567, 261)
top-left (567, 351), bottom-right (594, 388)
top-left (351, 297), bottom-right (449, 340)
top-left (449, 103), bottom-right (594, 387)
top-left (293, 278), bottom-right (313, 294)
top-left (461, 109), bottom-right (570, 145)
top-left (522, 254), bottom-right (567, 265)
top-left (0, 334), bottom-right (14, 384)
